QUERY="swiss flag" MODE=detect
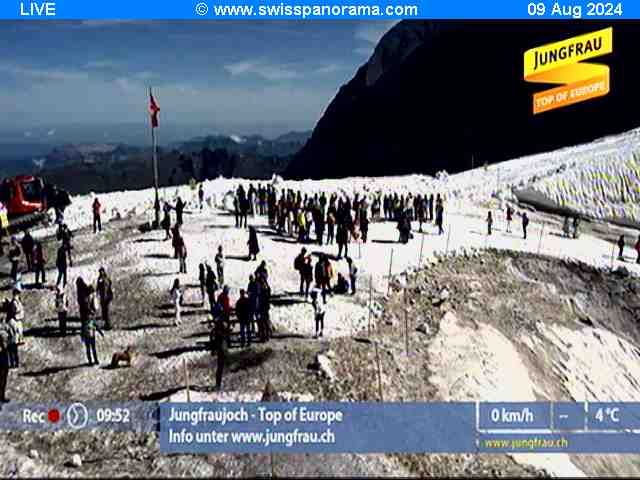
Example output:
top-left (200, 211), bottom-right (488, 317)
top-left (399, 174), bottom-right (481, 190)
top-left (149, 90), bottom-right (160, 128)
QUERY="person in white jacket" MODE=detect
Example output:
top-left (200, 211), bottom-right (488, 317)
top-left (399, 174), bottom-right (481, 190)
top-left (311, 289), bottom-right (325, 339)
top-left (170, 279), bottom-right (182, 327)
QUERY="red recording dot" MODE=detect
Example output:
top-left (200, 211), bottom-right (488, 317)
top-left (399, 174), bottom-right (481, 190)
top-left (48, 409), bottom-right (61, 424)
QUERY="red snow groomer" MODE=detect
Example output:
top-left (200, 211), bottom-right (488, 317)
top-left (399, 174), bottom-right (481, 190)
top-left (0, 175), bottom-right (70, 231)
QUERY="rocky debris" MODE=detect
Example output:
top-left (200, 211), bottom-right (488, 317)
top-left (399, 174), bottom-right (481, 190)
top-left (310, 353), bottom-right (337, 382)
top-left (613, 266), bottom-right (631, 278)
top-left (385, 316), bottom-right (398, 327)
top-left (432, 288), bottom-right (450, 306)
top-left (28, 450), bottom-right (39, 460)
top-left (67, 454), bottom-right (82, 468)
top-left (416, 322), bottom-right (431, 335)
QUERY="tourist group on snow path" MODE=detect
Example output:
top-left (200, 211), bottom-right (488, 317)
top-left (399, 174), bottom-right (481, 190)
top-left (1, 181), bottom-right (640, 401)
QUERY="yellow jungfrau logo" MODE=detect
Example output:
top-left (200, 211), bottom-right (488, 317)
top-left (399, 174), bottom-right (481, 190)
top-left (524, 28), bottom-right (613, 114)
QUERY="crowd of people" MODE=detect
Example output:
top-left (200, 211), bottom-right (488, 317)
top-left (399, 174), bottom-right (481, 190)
top-left (2, 180), bottom-right (640, 402)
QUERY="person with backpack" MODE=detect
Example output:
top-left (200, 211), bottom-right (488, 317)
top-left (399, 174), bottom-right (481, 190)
top-left (0, 316), bottom-right (9, 402)
top-left (617, 235), bottom-right (626, 260)
top-left (301, 256), bottom-right (314, 301)
top-left (294, 248), bottom-right (307, 295)
top-left (33, 241), bottom-right (46, 287)
top-left (56, 244), bottom-right (68, 288)
top-left (311, 289), bottom-right (325, 339)
top-left (487, 211), bottom-right (493, 236)
top-left (215, 246), bottom-right (225, 286)
top-left (506, 205), bottom-right (513, 233)
top-left (55, 286), bottom-right (69, 335)
top-left (170, 279), bottom-right (182, 327)
top-left (347, 257), bottom-right (358, 295)
top-left (235, 289), bottom-right (251, 348)
top-left (522, 212), bottom-right (530, 239)
top-left (20, 230), bottom-right (34, 272)
top-left (96, 267), bottom-right (114, 330)
top-left (92, 198), bottom-right (102, 234)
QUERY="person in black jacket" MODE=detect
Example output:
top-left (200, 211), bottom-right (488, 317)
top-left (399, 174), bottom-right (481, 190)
top-left (175, 197), bottom-right (185, 226)
top-left (211, 317), bottom-right (229, 390)
top-left (0, 316), bottom-right (9, 402)
top-left (617, 234), bottom-right (626, 260)
top-left (235, 289), bottom-right (251, 347)
top-left (96, 268), bottom-right (114, 330)
top-left (20, 230), bottom-right (34, 272)
top-left (8, 238), bottom-right (20, 282)
top-left (247, 226), bottom-right (260, 261)
top-left (56, 245), bottom-right (68, 288)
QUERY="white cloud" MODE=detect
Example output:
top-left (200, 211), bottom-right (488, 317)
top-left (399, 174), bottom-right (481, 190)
top-left (353, 46), bottom-right (374, 57)
top-left (84, 60), bottom-right (119, 69)
top-left (314, 64), bottom-right (345, 75)
top-left (47, 129), bottom-right (56, 136)
top-left (223, 60), bottom-right (300, 81)
top-left (354, 21), bottom-right (398, 44)
top-left (0, 63), bottom-right (88, 81)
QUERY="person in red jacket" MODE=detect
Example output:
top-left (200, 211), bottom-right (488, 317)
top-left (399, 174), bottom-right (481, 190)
top-left (92, 198), bottom-right (102, 234)
top-left (216, 286), bottom-right (232, 324)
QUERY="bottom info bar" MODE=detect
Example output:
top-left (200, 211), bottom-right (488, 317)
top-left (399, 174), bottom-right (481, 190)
top-left (160, 402), bottom-right (475, 453)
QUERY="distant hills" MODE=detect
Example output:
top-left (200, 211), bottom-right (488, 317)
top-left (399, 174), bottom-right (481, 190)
top-left (7, 130), bottom-right (311, 195)
top-left (285, 21), bottom-right (640, 179)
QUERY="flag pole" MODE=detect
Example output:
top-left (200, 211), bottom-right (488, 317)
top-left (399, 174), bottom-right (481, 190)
top-left (150, 86), bottom-right (160, 228)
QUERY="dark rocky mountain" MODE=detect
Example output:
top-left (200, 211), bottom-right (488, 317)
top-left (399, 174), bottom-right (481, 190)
top-left (285, 21), bottom-right (640, 180)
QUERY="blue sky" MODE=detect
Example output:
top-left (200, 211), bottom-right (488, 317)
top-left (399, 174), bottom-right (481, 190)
top-left (0, 20), bottom-right (397, 137)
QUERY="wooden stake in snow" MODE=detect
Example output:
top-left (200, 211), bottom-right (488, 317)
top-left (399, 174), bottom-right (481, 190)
top-left (368, 275), bottom-right (373, 336)
top-left (183, 358), bottom-right (191, 402)
top-left (374, 340), bottom-right (384, 402)
top-left (537, 222), bottom-right (545, 255)
top-left (386, 249), bottom-right (394, 297)
top-left (610, 241), bottom-right (616, 270)
top-left (445, 225), bottom-right (451, 253)
top-left (404, 287), bottom-right (409, 356)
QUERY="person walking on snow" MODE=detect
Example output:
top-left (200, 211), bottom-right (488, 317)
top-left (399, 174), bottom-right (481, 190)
top-left (435, 202), bottom-right (444, 236)
top-left (81, 306), bottom-right (103, 366)
top-left (161, 203), bottom-right (172, 241)
top-left (311, 289), bottom-right (325, 339)
top-left (617, 235), bottom-right (626, 260)
top-left (55, 286), bottom-right (69, 335)
top-left (347, 257), bottom-right (358, 295)
top-left (506, 205), bottom-right (513, 233)
top-left (33, 241), bottom-right (46, 287)
top-left (175, 196), bottom-right (185, 226)
top-left (235, 289), bottom-right (251, 348)
top-left (0, 318), bottom-right (9, 402)
top-left (198, 263), bottom-right (207, 305)
top-left (56, 244), bottom-right (68, 288)
top-left (522, 212), bottom-right (529, 239)
top-left (215, 246), bottom-right (225, 286)
top-left (170, 279), bottom-right (182, 326)
top-left (211, 314), bottom-right (229, 391)
top-left (301, 256), bottom-right (313, 301)
top-left (294, 248), bottom-right (307, 295)
top-left (247, 226), bottom-right (260, 261)
top-left (198, 184), bottom-right (205, 210)
top-left (96, 267), bottom-right (114, 330)
top-left (20, 230), bottom-right (34, 272)
top-left (205, 264), bottom-right (218, 310)
top-left (562, 216), bottom-right (571, 238)
top-left (92, 198), bottom-right (102, 233)
top-left (177, 235), bottom-right (188, 274)
top-left (8, 238), bottom-right (20, 282)
top-left (486, 211), bottom-right (493, 236)
top-left (572, 216), bottom-right (580, 239)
